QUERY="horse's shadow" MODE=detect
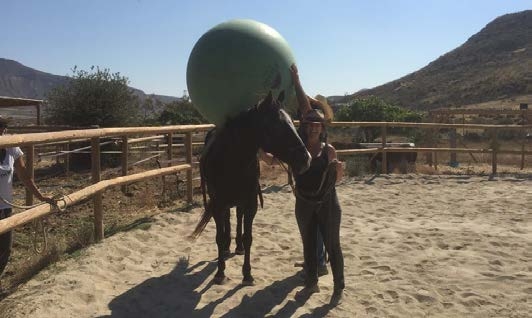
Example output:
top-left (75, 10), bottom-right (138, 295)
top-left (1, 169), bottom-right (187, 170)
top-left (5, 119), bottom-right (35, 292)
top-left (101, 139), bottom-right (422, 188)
top-left (98, 257), bottom-right (332, 318)
top-left (98, 257), bottom-right (217, 318)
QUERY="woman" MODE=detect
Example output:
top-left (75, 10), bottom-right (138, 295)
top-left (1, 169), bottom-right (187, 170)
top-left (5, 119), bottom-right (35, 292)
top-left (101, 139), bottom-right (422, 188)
top-left (0, 117), bottom-right (54, 275)
top-left (292, 84), bottom-right (345, 306)
top-left (261, 65), bottom-right (345, 305)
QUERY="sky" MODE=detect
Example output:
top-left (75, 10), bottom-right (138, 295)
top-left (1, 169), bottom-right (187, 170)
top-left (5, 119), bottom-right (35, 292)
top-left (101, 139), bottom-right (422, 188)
top-left (2, 0), bottom-right (530, 98)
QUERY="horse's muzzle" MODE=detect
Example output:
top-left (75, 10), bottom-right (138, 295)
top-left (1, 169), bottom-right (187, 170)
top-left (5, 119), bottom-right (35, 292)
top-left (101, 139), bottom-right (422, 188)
top-left (293, 150), bottom-right (311, 175)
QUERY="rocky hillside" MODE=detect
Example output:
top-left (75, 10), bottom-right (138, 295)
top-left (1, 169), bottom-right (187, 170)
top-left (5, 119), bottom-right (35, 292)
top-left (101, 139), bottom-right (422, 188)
top-left (0, 59), bottom-right (66, 99)
top-left (343, 10), bottom-right (532, 110)
top-left (0, 58), bottom-right (179, 103)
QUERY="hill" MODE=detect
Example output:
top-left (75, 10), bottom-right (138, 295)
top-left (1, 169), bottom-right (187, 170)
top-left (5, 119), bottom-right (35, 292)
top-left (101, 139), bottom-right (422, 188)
top-left (0, 58), bottom-right (180, 103)
top-left (342, 10), bottom-right (532, 110)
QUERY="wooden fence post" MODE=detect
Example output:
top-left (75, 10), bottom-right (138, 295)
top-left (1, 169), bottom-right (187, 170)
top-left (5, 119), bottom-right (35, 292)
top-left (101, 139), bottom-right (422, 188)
top-left (55, 144), bottom-right (61, 165)
top-left (66, 141), bottom-right (71, 175)
top-left (521, 127), bottom-right (526, 170)
top-left (433, 128), bottom-right (439, 170)
top-left (24, 144), bottom-right (35, 206)
top-left (185, 132), bottom-right (193, 203)
top-left (490, 129), bottom-right (498, 175)
top-left (450, 129), bottom-right (457, 166)
top-left (91, 137), bottom-right (104, 242)
top-left (425, 129), bottom-right (434, 167)
top-left (121, 136), bottom-right (128, 193)
top-left (167, 133), bottom-right (173, 166)
top-left (381, 124), bottom-right (387, 173)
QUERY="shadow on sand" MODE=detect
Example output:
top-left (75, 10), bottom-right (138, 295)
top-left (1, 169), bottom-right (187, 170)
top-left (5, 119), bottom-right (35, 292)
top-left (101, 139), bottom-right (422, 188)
top-left (99, 256), bottom-right (333, 318)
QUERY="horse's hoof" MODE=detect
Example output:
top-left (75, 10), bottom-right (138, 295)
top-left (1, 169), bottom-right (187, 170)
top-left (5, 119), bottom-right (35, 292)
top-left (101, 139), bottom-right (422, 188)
top-left (213, 275), bottom-right (227, 285)
top-left (221, 250), bottom-right (231, 259)
top-left (242, 277), bottom-right (254, 286)
top-left (234, 248), bottom-right (245, 255)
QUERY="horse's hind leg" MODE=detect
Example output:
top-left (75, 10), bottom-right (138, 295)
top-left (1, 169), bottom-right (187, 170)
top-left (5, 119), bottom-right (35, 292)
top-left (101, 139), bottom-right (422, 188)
top-left (213, 208), bottom-right (230, 284)
top-left (235, 206), bottom-right (245, 255)
top-left (241, 200), bottom-right (258, 286)
top-left (222, 208), bottom-right (231, 258)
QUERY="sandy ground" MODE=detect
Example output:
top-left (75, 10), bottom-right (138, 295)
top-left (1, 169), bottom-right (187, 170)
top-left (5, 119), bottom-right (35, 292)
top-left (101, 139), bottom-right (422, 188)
top-left (0, 174), bottom-right (531, 318)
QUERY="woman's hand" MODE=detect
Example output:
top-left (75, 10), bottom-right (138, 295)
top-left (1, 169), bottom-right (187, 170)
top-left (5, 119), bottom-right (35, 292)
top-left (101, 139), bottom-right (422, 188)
top-left (290, 64), bottom-right (300, 83)
top-left (39, 195), bottom-right (56, 205)
top-left (258, 148), bottom-right (277, 165)
top-left (290, 63), bottom-right (311, 116)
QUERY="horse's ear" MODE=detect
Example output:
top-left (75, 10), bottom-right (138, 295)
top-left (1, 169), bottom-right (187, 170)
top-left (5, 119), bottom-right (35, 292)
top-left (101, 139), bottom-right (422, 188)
top-left (258, 91), bottom-right (274, 110)
top-left (277, 90), bottom-right (285, 103)
top-left (264, 91), bottom-right (273, 104)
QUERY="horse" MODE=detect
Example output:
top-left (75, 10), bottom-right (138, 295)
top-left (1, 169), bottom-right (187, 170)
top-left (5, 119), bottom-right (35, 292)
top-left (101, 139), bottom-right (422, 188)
top-left (190, 91), bottom-right (311, 285)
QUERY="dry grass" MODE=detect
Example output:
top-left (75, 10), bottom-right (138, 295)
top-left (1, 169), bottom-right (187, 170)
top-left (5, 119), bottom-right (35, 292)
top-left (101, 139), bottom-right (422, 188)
top-left (460, 94), bottom-right (532, 109)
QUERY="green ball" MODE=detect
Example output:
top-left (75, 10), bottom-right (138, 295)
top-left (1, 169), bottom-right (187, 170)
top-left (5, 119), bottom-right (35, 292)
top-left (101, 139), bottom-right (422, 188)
top-left (186, 19), bottom-right (296, 125)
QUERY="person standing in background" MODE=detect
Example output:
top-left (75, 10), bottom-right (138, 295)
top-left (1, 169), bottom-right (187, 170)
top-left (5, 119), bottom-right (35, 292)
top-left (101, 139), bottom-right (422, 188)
top-left (0, 117), bottom-right (54, 276)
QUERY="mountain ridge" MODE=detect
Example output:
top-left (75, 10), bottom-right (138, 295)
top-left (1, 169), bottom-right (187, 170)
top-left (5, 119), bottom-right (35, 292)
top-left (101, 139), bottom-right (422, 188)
top-left (341, 10), bottom-right (532, 110)
top-left (0, 58), bottom-right (179, 103)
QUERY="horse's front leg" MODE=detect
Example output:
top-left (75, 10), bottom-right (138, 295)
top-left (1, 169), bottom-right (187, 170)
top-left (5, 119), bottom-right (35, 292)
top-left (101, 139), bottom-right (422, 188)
top-left (235, 206), bottom-right (245, 255)
top-left (222, 207), bottom-right (231, 258)
top-left (213, 207), bottom-right (230, 284)
top-left (240, 199), bottom-right (258, 286)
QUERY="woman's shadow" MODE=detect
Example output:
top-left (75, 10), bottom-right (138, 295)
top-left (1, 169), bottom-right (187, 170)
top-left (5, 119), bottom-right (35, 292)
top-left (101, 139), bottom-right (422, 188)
top-left (98, 256), bottom-right (333, 318)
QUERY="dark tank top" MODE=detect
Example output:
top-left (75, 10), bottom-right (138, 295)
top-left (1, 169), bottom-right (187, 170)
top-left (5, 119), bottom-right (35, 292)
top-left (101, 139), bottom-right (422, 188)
top-left (295, 144), bottom-right (329, 193)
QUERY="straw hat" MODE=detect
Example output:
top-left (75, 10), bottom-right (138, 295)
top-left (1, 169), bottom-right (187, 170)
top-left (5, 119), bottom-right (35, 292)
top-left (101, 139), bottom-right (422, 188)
top-left (304, 94), bottom-right (334, 123)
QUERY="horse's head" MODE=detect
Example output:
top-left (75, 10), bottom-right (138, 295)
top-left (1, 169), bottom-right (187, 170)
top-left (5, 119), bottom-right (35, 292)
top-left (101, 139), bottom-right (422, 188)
top-left (255, 91), bottom-right (311, 175)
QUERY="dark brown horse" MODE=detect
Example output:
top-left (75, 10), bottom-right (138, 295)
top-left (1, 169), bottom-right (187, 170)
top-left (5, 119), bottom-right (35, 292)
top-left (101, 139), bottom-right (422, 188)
top-left (191, 91), bottom-right (311, 285)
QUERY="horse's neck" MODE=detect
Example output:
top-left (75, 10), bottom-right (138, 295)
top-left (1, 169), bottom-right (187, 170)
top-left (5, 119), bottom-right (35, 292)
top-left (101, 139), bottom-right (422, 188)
top-left (216, 126), bottom-right (258, 161)
top-left (224, 130), bottom-right (259, 158)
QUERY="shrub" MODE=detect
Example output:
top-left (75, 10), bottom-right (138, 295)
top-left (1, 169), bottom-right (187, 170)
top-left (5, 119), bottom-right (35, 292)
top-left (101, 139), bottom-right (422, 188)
top-left (45, 66), bottom-right (141, 127)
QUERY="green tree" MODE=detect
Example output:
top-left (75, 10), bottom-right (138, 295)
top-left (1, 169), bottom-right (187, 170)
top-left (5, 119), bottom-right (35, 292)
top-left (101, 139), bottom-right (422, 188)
top-left (141, 95), bottom-right (165, 124)
top-left (157, 98), bottom-right (206, 125)
top-left (336, 96), bottom-right (424, 141)
top-left (45, 66), bottom-right (141, 127)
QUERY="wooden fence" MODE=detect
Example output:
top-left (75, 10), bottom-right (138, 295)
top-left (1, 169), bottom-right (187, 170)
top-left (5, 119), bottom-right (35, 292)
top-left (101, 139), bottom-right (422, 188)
top-left (0, 121), bottom-right (531, 242)
top-left (0, 124), bottom-right (214, 240)
top-left (327, 121), bottom-right (532, 174)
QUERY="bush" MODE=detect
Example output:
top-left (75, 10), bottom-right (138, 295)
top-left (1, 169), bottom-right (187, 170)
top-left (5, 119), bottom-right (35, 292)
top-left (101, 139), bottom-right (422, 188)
top-left (45, 66), bottom-right (141, 127)
top-left (157, 99), bottom-right (206, 125)
top-left (336, 96), bottom-right (424, 141)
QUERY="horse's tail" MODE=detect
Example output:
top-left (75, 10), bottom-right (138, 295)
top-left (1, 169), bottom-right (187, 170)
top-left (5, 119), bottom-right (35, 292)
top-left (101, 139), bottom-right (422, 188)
top-left (190, 197), bottom-right (214, 239)
top-left (200, 160), bottom-right (208, 212)
top-left (199, 128), bottom-right (214, 215)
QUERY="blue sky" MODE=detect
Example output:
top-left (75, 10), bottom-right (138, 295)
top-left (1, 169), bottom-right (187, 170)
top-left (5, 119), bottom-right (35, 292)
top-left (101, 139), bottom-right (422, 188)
top-left (2, 0), bottom-right (530, 98)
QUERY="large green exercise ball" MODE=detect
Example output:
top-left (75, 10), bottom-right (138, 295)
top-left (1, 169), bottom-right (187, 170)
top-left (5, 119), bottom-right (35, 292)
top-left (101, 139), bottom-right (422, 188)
top-left (186, 19), bottom-right (296, 125)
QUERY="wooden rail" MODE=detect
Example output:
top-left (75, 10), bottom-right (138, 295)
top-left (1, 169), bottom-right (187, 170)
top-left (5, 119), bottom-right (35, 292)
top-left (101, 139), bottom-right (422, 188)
top-left (0, 124), bottom-right (214, 148)
top-left (326, 121), bottom-right (532, 129)
top-left (0, 164), bottom-right (191, 236)
top-left (324, 121), bottom-right (531, 174)
top-left (0, 124), bottom-right (213, 241)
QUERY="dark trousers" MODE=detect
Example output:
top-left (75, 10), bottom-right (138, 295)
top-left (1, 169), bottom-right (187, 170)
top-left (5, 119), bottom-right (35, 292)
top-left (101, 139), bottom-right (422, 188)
top-left (295, 189), bottom-right (344, 290)
top-left (0, 208), bottom-right (13, 275)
